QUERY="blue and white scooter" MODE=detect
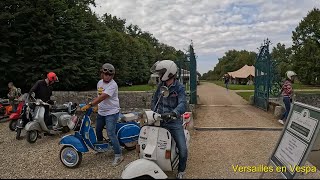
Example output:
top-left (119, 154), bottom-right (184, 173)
top-left (59, 104), bottom-right (140, 168)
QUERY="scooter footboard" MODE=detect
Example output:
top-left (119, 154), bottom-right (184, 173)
top-left (121, 159), bottom-right (167, 179)
top-left (60, 134), bottom-right (89, 153)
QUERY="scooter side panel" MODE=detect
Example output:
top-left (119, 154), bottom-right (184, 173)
top-left (138, 126), bottom-right (174, 172)
top-left (25, 121), bottom-right (41, 132)
top-left (157, 127), bottom-right (174, 172)
top-left (116, 123), bottom-right (140, 144)
top-left (60, 134), bottom-right (89, 153)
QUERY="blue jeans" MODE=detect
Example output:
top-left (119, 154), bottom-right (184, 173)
top-left (225, 82), bottom-right (229, 90)
top-left (161, 119), bottom-right (188, 172)
top-left (96, 113), bottom-right (121, 155)
top-left (281, 96), bottom-right (291, 122)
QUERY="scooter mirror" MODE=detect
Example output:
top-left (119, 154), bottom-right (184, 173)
top-left (160, 86), bottom-right (169, 97)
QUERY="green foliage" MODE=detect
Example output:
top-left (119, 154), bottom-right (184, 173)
top-left (271, 43), bottom-right (293, 77)
top-left (292, 8), bottom-right (320, 85)
top-left (201, 50), bottom-right (257, 80)
top-left (0, 0), bottom-right (186, 96)
top-left (118, 84), bottom-right (156, 91)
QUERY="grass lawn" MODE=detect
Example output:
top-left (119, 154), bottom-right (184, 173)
top-left (119, 82), bottom-right (191, 92)
top-left (211, 80), bottom-right (319, 90)
top-left (236, 91), bottom-right (320, 102)
top-left (119, 84), bottom-right (156, 91)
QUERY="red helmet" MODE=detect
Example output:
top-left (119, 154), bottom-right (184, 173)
top-left (47, 72), bottom-right (59, 82)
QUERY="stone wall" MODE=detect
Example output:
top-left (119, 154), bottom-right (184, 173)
top-left (52, 91), bottom-right (155, 110)
top-left (295, 93), bottom-right (320, 108)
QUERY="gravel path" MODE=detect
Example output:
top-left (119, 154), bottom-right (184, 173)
top-left (1, 82), bottom-right (319, 179)
top-left (0, 121), bottom-right (138, 179)
top-left (186, 82), bottom-right (320, 179)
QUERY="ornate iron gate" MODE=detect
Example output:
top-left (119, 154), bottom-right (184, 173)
top-left (254, 39), bottom-right (271, 111)
top-left (176, 42), bottom-right (198, 104)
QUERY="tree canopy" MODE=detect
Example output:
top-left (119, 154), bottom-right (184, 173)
top-left (0, 0), bottom-right (187, 96)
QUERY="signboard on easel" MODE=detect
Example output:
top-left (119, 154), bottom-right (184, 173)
top-left (269, 102), bottom-right (320, 179)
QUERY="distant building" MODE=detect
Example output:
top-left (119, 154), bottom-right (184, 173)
top-left (228, 65), bottom-right (255, 85)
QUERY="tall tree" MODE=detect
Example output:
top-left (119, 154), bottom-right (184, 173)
top-left (292, 8), bottom-right (320, 85)
top-left (271, 43), bottom-right (293, 77)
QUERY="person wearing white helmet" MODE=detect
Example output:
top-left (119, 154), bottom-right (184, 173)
top-left (81, 63), bottom-right (123, 166)
top-left (150, 60), bottom-right (188, 179)
top-left (278, 70), bottom-right (297, 125)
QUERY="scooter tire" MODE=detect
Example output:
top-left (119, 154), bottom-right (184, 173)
top-left (60, 146), bottom-right (82, 169)
top-left (26, 130), bottom-right (38, 143)
top-left (16, 128), bottom-right (22, 140)
top-left (9, 120), bottom-right (17, 131)
top-left (124, 145), bottom-right (136, 151)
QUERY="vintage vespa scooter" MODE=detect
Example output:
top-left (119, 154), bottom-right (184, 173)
top-left (59, 104), bottom-right (141, 168)
top-left (24, 94), bottom-right (78, 143)
top-left (121, 86), bottom-right (191, 179)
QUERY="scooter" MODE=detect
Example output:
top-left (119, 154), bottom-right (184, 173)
top-left (0, 98), bottom-right (13, 122)
top-left (24, 96), bottom-right (78, 143)
top-left (14, 94), bottom-right (72, 140)
top-left (8, 93), bottom-right (29, 131)
top-left (59, 104), bottom-right (141, 168)
top-left (121, 86), bottom-right (191, 179)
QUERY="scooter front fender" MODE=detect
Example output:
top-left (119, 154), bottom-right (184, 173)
top-left (121, 159), bottom-right (167, 179)
top-left (60, 134), bottom-right (89, 153)
top-left (25, 121), bottom-right (41, 132)
top-left (9, 113), bottom-right (20, 120)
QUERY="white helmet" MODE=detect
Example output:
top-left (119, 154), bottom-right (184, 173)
top-left (150, 60), bottom-right (178, 81)
top-left (286, 71), bottom-right (297, 80)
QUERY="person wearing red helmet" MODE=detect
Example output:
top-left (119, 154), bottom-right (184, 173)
top-left (28, 72), bottom-right (59, 130)
top-left (29, 72), bottom-right (59, 102)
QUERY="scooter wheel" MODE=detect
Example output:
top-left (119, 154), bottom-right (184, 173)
top-left (60, 146), bottom-right (82, 168)
top-left (9, 120), bottom-right (17, 131)
top-left (26, 130), bottom-right (38, 143)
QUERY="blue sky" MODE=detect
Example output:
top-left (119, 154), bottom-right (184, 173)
top-left (90, 0), bottom-right (319, 75)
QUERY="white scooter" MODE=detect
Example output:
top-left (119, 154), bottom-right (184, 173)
top-left (24, 94), bottom-right (77, 143)
top-left (121, 86), bottom-right (191, 179)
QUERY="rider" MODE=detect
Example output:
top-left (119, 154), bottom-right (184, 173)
top-left (80, 63), bottom-right (123, 167)
top-left (150, 60), bottom-right (188, 179)
top-left (7, 82), bottom-right (20, 112)
top-left (29, 72), bottom-right (59, 128)
top-left (278, 70), bottom-right (297, 125)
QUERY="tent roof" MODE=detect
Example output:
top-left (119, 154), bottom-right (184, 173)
top-left (228, 65), bottom-right (255, 78)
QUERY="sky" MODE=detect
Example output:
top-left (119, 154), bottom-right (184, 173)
top-left (90, 0), bottom-right (319, 75)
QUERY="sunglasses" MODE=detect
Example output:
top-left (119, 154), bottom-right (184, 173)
top-left (101, 68), bottom-right (114, 74)
top-left (102, 72), bottom-right (113, 76)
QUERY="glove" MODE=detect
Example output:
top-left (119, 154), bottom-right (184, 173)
top-left (80, 104), bottom-right (92, 112)
top-left (93, 106), bottom-right (98, 113)
top-left (161, 112), bottom-right (177, 121)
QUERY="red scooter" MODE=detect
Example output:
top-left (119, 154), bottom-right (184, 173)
top-left (8, 101), bottom-right (25, 131)
top-left (0, 98), bottom-right (13, 122)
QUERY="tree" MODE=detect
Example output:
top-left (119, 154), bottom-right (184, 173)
top-left (202, 50), bottom-right (257, 80)
top-left (271, 43), bottom-right (293, 77)
top-left (292, 8), bottom-right (320, 85)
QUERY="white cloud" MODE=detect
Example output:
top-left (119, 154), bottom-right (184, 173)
top-left (91, 0), bottom-right (318, 74)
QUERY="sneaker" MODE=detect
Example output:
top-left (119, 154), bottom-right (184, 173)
top-left (176, 172), bottom-right (186, 179)
top-left (112, 156), bottom-right (124, 167)
top-left (278, 119), bottom-right (284, 125)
